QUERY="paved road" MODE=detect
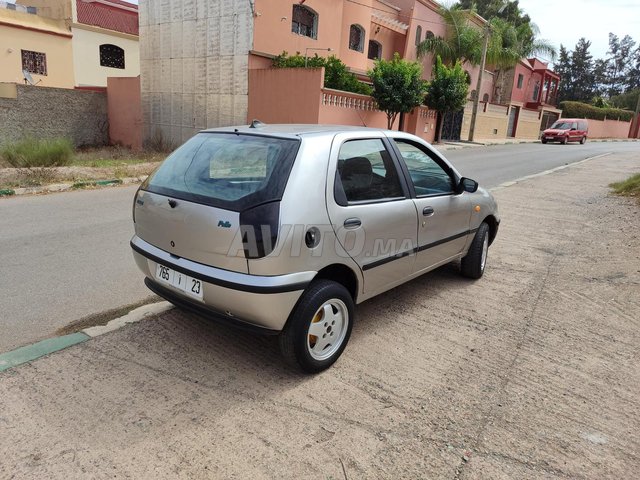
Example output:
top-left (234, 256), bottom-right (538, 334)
top-left (0, 141), bottom-right (636, 352)
top-left (2, 152), bottom-right (638, 478)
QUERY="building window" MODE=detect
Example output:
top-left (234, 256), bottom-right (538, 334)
top-left (483, 93), bottom-right (489, 102)
top-left (425, 30), bottom-right (435, 40)
top-left (415, 25), bottom-right (422, 45)
top-left (517, 73), bottom-right (524, 89)
top-left (21, 50), bottom-right (47, 76)
top-left (532, 81), bottom-right (540, 101)
top-left (368, 40), bottom-right (382, 60)
top-left (100, 44), bottom-right (125, 69)
top-left (292, 5), bottom-right (318, 39)
top-left (349, 24), bottom-right (365, 52)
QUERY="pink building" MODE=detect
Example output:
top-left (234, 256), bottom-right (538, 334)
top-left (137, 0), bottom-right (554, 145)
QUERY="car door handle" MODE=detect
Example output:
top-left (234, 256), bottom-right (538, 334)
top-left (343, 218), bottom-right (362, 229)
top-left (423, 207), bottom-right (435, 216)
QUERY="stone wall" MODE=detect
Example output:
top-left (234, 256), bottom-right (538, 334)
top-left (139, 0), bottom-right (253, 147)
top-left (0, 83), bottom-right (108, 146)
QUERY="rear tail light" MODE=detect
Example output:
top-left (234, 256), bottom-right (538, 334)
top-left (239, 201), bottom-right (280, 259)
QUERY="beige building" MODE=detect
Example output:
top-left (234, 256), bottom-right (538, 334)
top-left (17, 0), bottom-right (140, 87)
top-left (0, 3), bottom-right (75, 88)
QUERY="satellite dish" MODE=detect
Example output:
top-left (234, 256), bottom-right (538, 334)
top-left (22, 70), bottom-right (41, 86)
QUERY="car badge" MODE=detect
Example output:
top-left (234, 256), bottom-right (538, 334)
top-left (218, 220), bottom-right (232, 228)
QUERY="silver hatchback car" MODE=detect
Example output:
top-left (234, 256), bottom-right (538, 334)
top-left (131, 124), bottom-right (499, 372)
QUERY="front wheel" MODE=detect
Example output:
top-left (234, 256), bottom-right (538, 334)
top-left (580, 136), bottom-right (587, 144)
top-left (461, 222), bottom-right (490, 279)
top-left (561, 136), bottom-right (568, 145)
top-left (279, 280), bottom-right (354, 373)
top-left (541, 138), bottom-right (548, 144)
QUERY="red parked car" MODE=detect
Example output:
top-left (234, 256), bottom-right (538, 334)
top-left (541, 119), bottom-right (589, 144)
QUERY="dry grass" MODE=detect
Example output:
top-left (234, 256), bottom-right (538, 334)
top-left (0, 145), bottom-right (165, 189)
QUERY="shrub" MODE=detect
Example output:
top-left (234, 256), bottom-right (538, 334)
top-left (1, 137), bottom-right (73, 168)
top-left (272, 52), bottom-right (372, 96)
top-left (559, 101), bottom-right (634, 122)
top-left (610, 173), bottom-right (640, 199)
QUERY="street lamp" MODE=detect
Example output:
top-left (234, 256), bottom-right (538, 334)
top-left (304, 47), bottom-right (332, 68)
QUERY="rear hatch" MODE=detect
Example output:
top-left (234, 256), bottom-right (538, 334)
top-left (134, 132), bottom-right (301, 273)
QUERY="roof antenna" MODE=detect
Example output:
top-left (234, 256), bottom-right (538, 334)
top-left (250, 119), bottom-right (266, 128)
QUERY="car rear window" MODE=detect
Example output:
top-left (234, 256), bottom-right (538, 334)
top-left (142, 133), bottom-right (300, 211)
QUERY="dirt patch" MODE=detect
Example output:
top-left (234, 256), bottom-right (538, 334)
top-left (0, 152), bottom-right (638, 479)
top-left (0, 162), bottom-right (159, 189)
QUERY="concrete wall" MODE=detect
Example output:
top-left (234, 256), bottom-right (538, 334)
top-left (248, 68), bottom-right (322, 124)
top-left (139, 0), bottom-right (252, 146)
top-left (21, 0), bottom-right (72, 21)
top-left (0, 9), bottom-right (74, 88)
top-left (0, 83), bottom-right (108, 146)
top-left (72, 26), bottom-right (140, 87)
top-left (247, 67), bottom-right (437, 143)
top-left (577, 118), bottom-right (633, 139)
top-left (461, 101), bottom-right (509, 140)
top-left (516, 107), bottom-right (542, 139)
top-left (107, 76), bottom-right (142, 150)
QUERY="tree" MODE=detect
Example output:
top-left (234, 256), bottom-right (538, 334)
top-left (368, 53), bottom-right (428, 129)
top-left (604, 34), bottom-right (637, 96)
top-left (553, 45), bottom-right (571, 102)
top-left (568, 38), bottom-right (596, 103)
top-left (417, 6), bottom-right (484, 66)
top-left (424, 56), bottom-right (470, 142)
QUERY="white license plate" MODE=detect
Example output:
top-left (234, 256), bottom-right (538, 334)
top-left (545, 136), bottom-right (554, 140)
top-left (155, 263), bottom-right (203, 301)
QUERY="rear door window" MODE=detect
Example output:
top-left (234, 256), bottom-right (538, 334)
top-left (143, 133), bottom-right (300, 211)
top-left (334, 139), bottom-right (405, 204)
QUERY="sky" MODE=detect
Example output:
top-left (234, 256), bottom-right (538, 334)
top-left (516, 0), bottom-right (640, 64)
top-left (127, 0), bottom-right (638, 65)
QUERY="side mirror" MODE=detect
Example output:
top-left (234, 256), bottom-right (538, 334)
top-left (458, 177), bottom-right (479, 194)
top-left (570, 127), bottom-right (577, 131)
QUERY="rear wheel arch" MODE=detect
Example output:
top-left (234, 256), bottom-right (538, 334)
top-left (312, 264), bottom-right (359, 302)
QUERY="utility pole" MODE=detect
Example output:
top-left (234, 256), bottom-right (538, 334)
top-left (468, 25), bottom-right (490, 142)
top-left (633, 91), bottom-right (640, 138)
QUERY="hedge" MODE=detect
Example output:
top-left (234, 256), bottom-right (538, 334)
top-left (559, 101), bottom-right (634, 122)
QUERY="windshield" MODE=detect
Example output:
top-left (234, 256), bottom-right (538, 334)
top-left (142, 133), bottom-right (300, 211)
top-left (550, 121), bottom-right (573, 130)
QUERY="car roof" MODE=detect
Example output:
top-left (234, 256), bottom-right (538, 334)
top-left (200, 123), bottom-right (391, 138)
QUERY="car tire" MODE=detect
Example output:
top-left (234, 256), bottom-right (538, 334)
top-left (580, 136), bottom-right (587, 144)
top-left (541, 138), bottom-right (547, 144)
top-left (561, 136), bottom-right (568, 145)
top-left (279, 280), bottom-right (354, 373)
top-left (461, 222), bottom-right (490, 280)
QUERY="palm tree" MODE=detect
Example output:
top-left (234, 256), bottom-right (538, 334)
top-left (417, 6), bottom-right (556, 70)
top-left (417, 6), bottom-right (557, 103)
top-left (416, 6), bottom-right (484, 66)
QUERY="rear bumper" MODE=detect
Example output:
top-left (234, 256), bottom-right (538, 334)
top-left (131, 235), bottom-right (313, 331)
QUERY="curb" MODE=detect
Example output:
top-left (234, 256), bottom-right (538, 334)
top-left (0, 301), bottom-right (172, 374)
top-left (1, 175), bottom-right (148, 198)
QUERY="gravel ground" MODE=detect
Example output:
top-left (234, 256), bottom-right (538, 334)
top-left (0, 152), bottom-right (638, 479)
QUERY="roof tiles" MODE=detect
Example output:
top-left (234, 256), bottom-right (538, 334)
top-left (76, 0), bottom-right (138, 36)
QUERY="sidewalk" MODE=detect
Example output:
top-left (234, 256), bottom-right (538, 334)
top-left (1, 152), bottom-right (639, 479)
top-left (435, 137), bottom-right (639, 151)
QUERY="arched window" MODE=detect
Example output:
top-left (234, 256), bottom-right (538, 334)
top-left (425, 30), bottom-right (435, 40)
top-left (415, 25), bottom-right (422, 46)
top-left (292, 5), bottom-right (318, 39)
top-left (482, 93), bottom-right (490, 102)
top-left (368, 40), bottom-right (382, 60)
top-left (349, 24), bottom-right (365, 52)
top-left (99, 44), bottom-right (125, 69)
